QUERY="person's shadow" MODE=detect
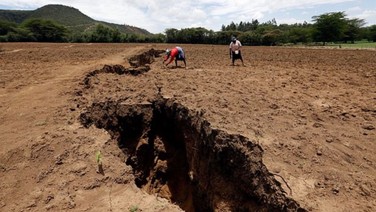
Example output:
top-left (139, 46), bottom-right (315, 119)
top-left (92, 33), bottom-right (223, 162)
top-left (170, 66), bottom-right (187, 69)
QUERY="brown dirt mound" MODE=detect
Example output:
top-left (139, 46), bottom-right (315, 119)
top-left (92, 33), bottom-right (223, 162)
top-left (128, 48), bottom-right (165, 67)
top-left (83, 64), bottom-right (151, 88)
top-left (82, 48), bottom-right (165, 89)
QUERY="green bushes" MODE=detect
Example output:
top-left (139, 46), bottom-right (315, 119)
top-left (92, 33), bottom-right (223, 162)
top-left (164, 12), bottom-right (373, 46)
top-left (1, 12), bottom-right (375, 45)
top-left (0, 19), bottom-right (65, 42)
top-left (0, 19), bottom-right (165, 43)
top-left (22, 19), bottom-right (67, 42)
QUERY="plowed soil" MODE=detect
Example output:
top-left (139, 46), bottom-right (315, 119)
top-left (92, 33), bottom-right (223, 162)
top-left (0, 43), bottom-right (375, 211)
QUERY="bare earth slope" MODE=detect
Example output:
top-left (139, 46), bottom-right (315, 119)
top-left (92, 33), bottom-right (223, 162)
top-left (0, 43), bottom-right (375, 211)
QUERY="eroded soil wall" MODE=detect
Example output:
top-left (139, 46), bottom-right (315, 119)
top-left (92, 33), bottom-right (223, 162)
top-left (80, 97), bottom-right (305, 212)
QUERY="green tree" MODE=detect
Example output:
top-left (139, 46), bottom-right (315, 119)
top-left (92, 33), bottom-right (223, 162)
top-left (6, 27), bottom-right (36, 42)
top-left (238, 31), bottom-right (262, 45)
top-left (368, 25), bottom-right (376, 42)
top-left (238, 21), bottom-right (246, 32)
top-left (90, 24), bottom-right (112, 42)
top-left (22, 19), bottom-right (67, 42)
top-left (227, 21), bottom-right (237, 31)
top-left (343, 18), bottom-right (366, 43)
top-left (221, 24), bottom-right (226, 31)
top-left (250, 19), bottom-right (259, 31)
top-left (68, 32), bottom-right (87, 42)
top-left (288, 27), bottom-right (312, 44)
top-left (0, 20), bottom-right (17, 35)
top-left (165, 28), bottom-right (179, 43)
top-left (221, 19), bottom-right (260, 32)
top-left (215, 30), bottom-right (242, 44)
top-left (312, 12), bottom-right (347, 45)
top-left (111, 28), bottom-right (121, 42)
top-left (177, 27), bottom-right (211, 44)
top-left (120, 33), bottom-right (129, 42)
top-left (127, 33), bottom-right (139, 42)
top-left (145, 33), bottom-right (166, 43)
top-left (262, 29), bottom-right (283, 45)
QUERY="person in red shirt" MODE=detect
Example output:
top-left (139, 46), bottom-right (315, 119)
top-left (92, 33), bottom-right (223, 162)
top-left (163, 46), bottom-right (186, 67)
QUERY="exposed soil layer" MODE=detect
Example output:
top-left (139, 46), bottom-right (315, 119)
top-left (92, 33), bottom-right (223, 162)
top-left (83, 48), bottom-right (164, 88)
top-left (83, 64), bottom-right (151, 88)
top-left (80, 97), bottom-right (305, 211)
top-left (128, 48), bottom-right (165, 67)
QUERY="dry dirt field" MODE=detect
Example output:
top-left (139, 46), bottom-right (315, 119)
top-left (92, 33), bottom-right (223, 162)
top-left (0, 43), bottom-right (375, 212)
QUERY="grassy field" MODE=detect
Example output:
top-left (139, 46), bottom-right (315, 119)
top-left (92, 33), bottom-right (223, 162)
top-left (330, 41), bottom-right (376, 48)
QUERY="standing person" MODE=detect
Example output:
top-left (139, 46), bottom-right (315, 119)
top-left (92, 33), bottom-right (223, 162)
top-left (229, 37), bottom-right (245, 66)
top-left (163, 46), bottom-right (186, 68)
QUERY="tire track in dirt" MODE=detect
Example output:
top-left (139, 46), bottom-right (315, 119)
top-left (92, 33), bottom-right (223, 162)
top-left (0, 45), bottom-right (146, 154)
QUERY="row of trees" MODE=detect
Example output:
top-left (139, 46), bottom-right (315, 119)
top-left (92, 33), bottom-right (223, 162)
top-left (1, 12), bottom-right (376, 45)
top-left (0, 19), bottom-right (165, 43)
top-left (166, 12), bottom-right (376, 46)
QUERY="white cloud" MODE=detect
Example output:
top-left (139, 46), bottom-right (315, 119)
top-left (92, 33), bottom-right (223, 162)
top-left (347, 6), bottom-right (362, 13)
top-left (1, 0), bottom-right (367, 33)
top-left (350, 10), bottom-right (376, 26)
top-left (345, 5), bottom-right (376, 26)
top-left (278, 18), bottom-right (311, 25)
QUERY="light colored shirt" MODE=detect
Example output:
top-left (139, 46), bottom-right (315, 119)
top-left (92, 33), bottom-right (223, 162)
top-left (229, 40), bottom-right (242, 52)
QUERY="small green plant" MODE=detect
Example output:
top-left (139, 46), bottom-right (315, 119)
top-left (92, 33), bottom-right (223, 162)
top-left (95, 150), bottom-right (103, 174)
top-left (95, 150), bottom-right (102, 164)
top-left (129, 205), bottom-right (139, 212)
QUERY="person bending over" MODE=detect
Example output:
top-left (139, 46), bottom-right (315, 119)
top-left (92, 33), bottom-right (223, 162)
top-left (163, 46), bottom-right (186, 67)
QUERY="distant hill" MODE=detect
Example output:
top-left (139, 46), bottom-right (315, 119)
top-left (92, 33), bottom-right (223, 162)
top-left (0, 4), bottom-right (151, 35)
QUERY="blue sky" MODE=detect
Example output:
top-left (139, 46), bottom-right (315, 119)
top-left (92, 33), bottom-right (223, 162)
top-left (0, 0), bottom-right (375, 33)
